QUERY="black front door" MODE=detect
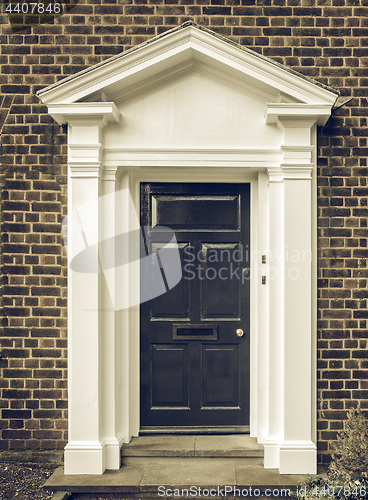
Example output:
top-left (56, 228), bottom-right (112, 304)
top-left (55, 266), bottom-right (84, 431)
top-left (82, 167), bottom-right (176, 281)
top-left (140, 183), bottom-right (250, 428)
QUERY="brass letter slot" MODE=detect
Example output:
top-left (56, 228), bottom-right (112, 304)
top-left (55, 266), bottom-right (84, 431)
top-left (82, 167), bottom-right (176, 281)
top-left (173, 324), bottom-right (218, 341)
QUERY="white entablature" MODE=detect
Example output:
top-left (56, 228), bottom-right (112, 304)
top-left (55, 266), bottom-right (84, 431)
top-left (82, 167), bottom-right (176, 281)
top-left (38, 23), bottom-right (338, 476)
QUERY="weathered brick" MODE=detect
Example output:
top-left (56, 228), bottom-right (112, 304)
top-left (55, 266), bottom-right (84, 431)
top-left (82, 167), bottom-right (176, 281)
top-left (1, 85), bottom-right (30, 93)
top-left (2, 390), bottom-right (30, 399)
top-left (2, 307), bottom-right (30, 317)
top-left (2, 201), bottom-right (30, 211)
top-left (2, 286), bottom-right (29, 295)
top-left (2, 410), bottom-right (31, 419)
top-left (32, 350), bottom-right (61, 358)
top-left (322, 350), bottom-right (351, 359)
top-left (31, 287), bottom-right (60, 296)
top-left (31, 245), bottom-right (60, 255)
top-left (0, 1), bottom-right (367, 461)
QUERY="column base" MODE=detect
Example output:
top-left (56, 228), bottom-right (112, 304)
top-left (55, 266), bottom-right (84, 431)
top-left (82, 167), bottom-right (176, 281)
top-left (103, 438), bottom-right (122, 470)
top-left (264, 439), bottom-right (279, 469)
top-left (279, 441), bottom-right (317, 475)
top-left (264, 439), bottom-right (317, 474)
top-left (64, 439), bottom-right (121, 474)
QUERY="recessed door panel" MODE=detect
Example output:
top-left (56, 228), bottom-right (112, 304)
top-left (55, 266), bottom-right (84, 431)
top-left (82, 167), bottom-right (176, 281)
top-left (201, 345), bottom-right (239, 408)
top-left (140, 183), bottom-right (250, 427)
top-left (151, 195), bottom-right (240, 231)
top-left (151, 344), bottom-right (189, 408)
top-left (150, 243), bottom-right (190, 320)
top-left (200, 243), bottom-right (241, 320)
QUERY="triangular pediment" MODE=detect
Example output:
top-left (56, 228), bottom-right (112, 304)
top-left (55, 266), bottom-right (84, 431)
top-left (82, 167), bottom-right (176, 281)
top-left (37, 22), bottom-right (338, 107)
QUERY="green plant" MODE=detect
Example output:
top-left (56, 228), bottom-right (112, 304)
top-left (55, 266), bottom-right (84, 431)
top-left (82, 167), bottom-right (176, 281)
top-left (299, 409), bottom-right (368, 500)
top-left (329, 408), bottom-right (368, 486)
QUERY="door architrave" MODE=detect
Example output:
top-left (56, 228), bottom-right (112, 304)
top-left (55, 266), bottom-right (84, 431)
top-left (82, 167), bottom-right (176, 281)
top-left (116, 167), bottom-right (261, 441)
top-left (38, 23), bottom-right (335, 474)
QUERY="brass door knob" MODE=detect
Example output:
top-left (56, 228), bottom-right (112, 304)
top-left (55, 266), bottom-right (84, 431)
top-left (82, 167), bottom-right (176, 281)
top-left (236, 329), bottom-right (244, 337)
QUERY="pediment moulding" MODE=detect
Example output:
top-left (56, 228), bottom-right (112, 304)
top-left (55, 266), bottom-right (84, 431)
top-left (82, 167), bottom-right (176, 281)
top-left (39, 24), bottom-right (337, 156)
top-left (38, 23), bottom-right (338, 112)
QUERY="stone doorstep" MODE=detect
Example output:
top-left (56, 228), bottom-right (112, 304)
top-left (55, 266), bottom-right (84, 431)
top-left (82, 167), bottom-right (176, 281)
top-left (122, 457), bottom-right (265, 466)
top-left (121, 435), bottom-right (264, 457)
top-left (44, 436), bottom-right (308, 497)
top-left (121, 435), bottom-right (264, 466)
top-left (44, 464), bottom-right (307, 495)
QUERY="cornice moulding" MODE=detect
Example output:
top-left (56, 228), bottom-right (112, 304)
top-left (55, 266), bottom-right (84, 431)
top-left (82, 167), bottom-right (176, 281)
top-left (281, 145), bottom-right (314, 153)
top-left (281, 164), bottom-right (314, 180)
top-left (69, 162), bottom-right (102, 178)
top-left (37, 24), bottom-right (338, 108)
top-left (102, 148), bottom-right (283, 168)
top-left (267, 163), bottom-right (314, 182)
top-left (266, 103), bottom-right (332, 126)
top-left (69, 144), bottom-right (103, 150)
top-left (47, 102), bottom-right (121, 125)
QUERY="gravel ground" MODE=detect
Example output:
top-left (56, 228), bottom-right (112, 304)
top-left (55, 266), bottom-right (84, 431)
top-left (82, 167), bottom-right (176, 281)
top-left (0, 461), bottom-right (56, 500)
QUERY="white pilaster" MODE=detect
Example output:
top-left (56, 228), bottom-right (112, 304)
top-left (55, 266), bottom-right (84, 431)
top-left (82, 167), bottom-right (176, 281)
top-left (66, 122), bottom-right (103, 474)
top-left (254, 172), bottom-right (269, 443)
top-left (100, 166), bottom-right (122, 470)
top-left (264, 166), bottom-right (284, 469)
top-left (264, 113), bottom-right (318, 474)
top-left (49, 104), bottom-right (121, 474)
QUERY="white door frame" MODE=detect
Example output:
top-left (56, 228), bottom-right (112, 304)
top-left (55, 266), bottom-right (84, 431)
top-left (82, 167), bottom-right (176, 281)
top-left (46, 107), bottom-right (323, 476)
top-left (114, 147), bottom-right (317, 474)
top-left (37, 23), bottom-right (337, 476)
top-left (126, 167), bottom-right (260, 435)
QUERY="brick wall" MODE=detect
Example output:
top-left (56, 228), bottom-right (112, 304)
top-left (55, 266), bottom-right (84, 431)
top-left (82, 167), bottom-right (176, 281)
top-left (0, 0), bottom-right (367, 461)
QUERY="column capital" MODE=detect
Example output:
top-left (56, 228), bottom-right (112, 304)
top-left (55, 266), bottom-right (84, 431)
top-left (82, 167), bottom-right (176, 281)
top-left (267, 163), bottom-right (314, 182)
top-left (265, 103), bottom-right (332, 127)
top-left (47, 102), bottom-right (121, 126)
top-left (267, 166), bottom-right (284, 183)
top-left (267, 141), bottom-right (315, 182)
top-left (281, 164), bottom-right (313, 180)
top-left (69, 163), bottom-right (103, 178)
top-left (102, 166), bottom-right (118, 182)
top-left (52, 103), bottom-right (120, 180)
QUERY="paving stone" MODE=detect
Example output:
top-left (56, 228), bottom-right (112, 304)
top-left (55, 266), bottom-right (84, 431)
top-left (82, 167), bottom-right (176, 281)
top-left (235, 464), bottom-right (307, 487)
top-left (45, 466), bottom-right (145, 492)
top-left (194, 435), bottom-right (263, 457)
top-left (140, 464), bottom-right (237, 486)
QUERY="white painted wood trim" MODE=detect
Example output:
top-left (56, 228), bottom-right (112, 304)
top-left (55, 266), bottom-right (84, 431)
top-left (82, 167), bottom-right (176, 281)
top-left (127, 167), bottom-right (259, 442)
top-left (37, 24), bottom-right (338, 107)
top-left (63, 137), bottom-right (322, 475)
top-left (40, 26), bottom-right (334, 474)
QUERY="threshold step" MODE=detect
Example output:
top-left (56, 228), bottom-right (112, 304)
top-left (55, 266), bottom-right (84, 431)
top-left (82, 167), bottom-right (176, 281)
top-left (121, 434), bottom-right (264, 459)
top-left (122, 456), bottom-right (263, 466)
